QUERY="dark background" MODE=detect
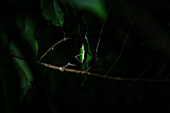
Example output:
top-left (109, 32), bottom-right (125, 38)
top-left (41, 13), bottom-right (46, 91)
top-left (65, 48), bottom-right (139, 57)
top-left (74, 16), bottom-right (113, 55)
top-left (0, 0), bottom-right (170, 112)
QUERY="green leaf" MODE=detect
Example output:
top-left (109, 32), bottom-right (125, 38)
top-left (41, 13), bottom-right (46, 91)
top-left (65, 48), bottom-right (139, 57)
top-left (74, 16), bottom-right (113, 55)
top-left (41, 0), bottom-right (65, 27)
top-left (66, 0), bottom-right (107, 19)
top-left (16, 14), bottom-right (38, 57)
top-left (9, 42), bottom-right (33, 101)
top-left (0, 41), bottom-right (21, 113)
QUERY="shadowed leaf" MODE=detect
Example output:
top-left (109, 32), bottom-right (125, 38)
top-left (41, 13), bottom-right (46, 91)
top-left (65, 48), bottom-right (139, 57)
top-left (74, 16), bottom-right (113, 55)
top-left (41, 0), bottom-right (65, 26)
top-left (66, 0), bottom-right (107, 19)
top-left (16, 14), bottom-right (38, 57)
top-left (9, 42), bottom-right (33, 101)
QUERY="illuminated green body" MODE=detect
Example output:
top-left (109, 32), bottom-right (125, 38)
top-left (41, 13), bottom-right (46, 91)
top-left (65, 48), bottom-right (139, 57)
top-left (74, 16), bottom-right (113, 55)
top-left (76, 13), bottom-right (93, 86)
top-left (77, 32), bottom-right (93, 86)
top-left (79, 33), bottom-right (93, 71)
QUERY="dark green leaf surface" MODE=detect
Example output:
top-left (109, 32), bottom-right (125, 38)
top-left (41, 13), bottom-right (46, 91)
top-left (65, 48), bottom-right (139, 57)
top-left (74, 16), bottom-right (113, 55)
top-left (9, 42), bottom-right (33, 101)
top-left (66, 0), bottom-right (107, 19)
top-left (0, 0), bottom-right (170, 113)
top-left (16, 14), bottom-right (38, 57)
top-left (41, 0), bottom-right (65, 26)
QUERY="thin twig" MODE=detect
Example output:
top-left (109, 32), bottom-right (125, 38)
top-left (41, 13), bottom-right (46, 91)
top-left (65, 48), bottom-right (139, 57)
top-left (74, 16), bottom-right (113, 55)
top-left (10, 52), bottom-right (170, 83)
top-left (135, 60), bottom-right (157, 80)
top-left (105, 20), bottom-right (135, 75)
top-left (86, 10), bottom-right (109, 72)
top-left (95, 20), bottom-right (106, 56)
top-left (38, 33), bottom-right (70, 61)
top-left (95, 8), bottom-right (110, 58)
top-left (86, 20), bottom-right (106, 72)
top-left (11, 51), bottom-right (25, 60)
top-left (36, 61), bottom-right (170, 82)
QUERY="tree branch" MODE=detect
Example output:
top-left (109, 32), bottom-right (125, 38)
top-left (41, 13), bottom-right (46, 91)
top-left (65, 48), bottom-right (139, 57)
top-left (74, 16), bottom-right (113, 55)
top-left (10, 51), bottom-right (170, 83)
top-left (38, 33), bottom-right (70, 61)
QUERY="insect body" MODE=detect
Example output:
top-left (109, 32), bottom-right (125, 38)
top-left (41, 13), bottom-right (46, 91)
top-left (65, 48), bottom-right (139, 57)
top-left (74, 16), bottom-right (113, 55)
top-left (76, 32), bottom-right (93, 71)
top-left (81, 33), bottom-right (93, 70)
top-left (75, 32), bottom-right (93, 86)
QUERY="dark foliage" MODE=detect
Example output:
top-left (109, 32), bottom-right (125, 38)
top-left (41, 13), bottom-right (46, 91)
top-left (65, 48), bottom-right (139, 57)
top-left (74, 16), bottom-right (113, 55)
top-left (0, 0), bottom-right (170, 113)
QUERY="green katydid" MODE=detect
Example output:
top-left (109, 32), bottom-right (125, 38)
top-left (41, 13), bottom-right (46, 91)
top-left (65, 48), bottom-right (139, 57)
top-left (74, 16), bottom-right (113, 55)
top-left (75, 31), bottom-right (93, 86)
top-left (76, 32), bottom-right (93, 70)
top-left (75, 10), bottom-right (106, 86)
